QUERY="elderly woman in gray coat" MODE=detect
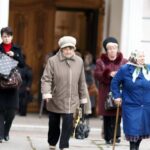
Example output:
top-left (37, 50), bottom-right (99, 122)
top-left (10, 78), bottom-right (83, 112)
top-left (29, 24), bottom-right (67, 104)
top-left (41, 36), bottom-right (87, 150)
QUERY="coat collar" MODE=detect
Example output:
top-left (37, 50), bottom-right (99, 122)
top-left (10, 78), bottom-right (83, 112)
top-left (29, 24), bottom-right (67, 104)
top-left (127, 64), bottom-right (136, 74)
top-left (57, 50), bottom-right (75, 61)
top-left (0, 43), bottom-right (19, 52)
top-left (100, 52), bottom-right (123, 64)
top-left (127, 64), bottom-right (150, 82)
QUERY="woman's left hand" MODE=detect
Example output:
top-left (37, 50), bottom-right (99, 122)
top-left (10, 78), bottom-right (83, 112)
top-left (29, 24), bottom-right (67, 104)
top-left (110, 71), bottom-right (117, 77)
top-left (7, 51), bottom-right (14, 57)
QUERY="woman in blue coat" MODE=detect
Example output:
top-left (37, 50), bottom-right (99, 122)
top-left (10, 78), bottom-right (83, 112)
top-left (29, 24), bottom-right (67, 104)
top-left (111, 49), bottom-right (150, 150)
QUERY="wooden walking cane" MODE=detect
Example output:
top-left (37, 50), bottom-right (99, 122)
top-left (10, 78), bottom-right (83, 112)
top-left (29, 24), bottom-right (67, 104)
top-left (112, 104), bottom-right (120, 150)
top-left (39, 100), bottom-right (44, 118)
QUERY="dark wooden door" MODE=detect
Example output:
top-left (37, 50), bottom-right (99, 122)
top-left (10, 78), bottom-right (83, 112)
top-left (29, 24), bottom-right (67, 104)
top-left (9, 0), bottom-right (104, 112)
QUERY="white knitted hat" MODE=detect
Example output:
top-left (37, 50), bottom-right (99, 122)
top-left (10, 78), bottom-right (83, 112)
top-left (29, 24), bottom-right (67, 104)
top-left (58, 36), bottom-right (76, 49)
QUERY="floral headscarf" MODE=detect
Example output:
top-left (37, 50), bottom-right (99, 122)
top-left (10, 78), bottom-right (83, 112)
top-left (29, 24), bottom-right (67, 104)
top-left (128, 49), bottom-right (150, 82)
top-left (129, 49), bottom-right (143, 64)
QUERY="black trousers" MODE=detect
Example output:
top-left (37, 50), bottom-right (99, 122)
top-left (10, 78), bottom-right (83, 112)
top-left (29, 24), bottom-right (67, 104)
top-left (48, 112), bottom-right (73, 149)
top-left (103, 116), bottom-right (121, 142)
top-left (130, 140), bottom-right (141, 150)
top-left (19, 97), bottom-right (28, 116)
top-left (0, 108), bottom-right (16, 139)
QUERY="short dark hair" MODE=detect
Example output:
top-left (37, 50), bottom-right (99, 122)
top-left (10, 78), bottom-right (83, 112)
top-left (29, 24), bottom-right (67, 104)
top-left (1, 27), bottom-right (13, 36)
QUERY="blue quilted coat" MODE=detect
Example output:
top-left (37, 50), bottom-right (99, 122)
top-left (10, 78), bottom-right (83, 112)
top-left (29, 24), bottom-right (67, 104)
top-left (111, 64), bottom-right (150, 136)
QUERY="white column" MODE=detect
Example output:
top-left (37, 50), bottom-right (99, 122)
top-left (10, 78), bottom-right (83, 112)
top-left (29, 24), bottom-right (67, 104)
top-left (109, 0), bottom-right (123, 41)
top-left (103, 0), bottom-right (123, 51)
top-left (103, 0), bottom-right (111, 39)
top-left (120, 0), bottom-right (143, 58)
top-left (0, 0), bottom-right (9, 41)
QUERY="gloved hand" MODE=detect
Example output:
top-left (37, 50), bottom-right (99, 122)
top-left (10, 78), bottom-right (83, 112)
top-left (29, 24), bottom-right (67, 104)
top-left (80, 104), bottom-right (84, 109)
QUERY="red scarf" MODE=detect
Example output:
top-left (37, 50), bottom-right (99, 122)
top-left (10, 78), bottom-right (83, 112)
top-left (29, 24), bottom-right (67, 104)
top-left (2, 43), bottom-right (12, 53)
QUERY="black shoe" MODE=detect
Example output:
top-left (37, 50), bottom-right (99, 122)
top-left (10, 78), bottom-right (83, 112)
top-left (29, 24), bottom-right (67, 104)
top-left (110, 138), bottom-right (121, 144)
top-left (105, 140), bottom-right (111, 144)
top-left (136, 140), bottom-right (141, 150)
top-left (130, 142), bottom-right (138, 150)
top-left (116, 138), bottom-right (121, 143)
top-left (0, 138), bottom-right (2, 143)
top-left (4, 136), bottom-right (9, 141)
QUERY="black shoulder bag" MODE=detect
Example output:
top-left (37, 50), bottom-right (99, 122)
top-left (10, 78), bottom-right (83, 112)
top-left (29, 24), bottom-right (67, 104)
top-left (73, 105), bottom-right (90, 139)
top-left (105, 92), bottom-right (117, 110)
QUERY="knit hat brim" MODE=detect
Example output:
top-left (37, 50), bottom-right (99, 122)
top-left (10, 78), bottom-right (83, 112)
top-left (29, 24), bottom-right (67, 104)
top-left (60, 43), bottom-right (76, 49)
top-left (58, 36), bottom-right (76, 49)
top-left (103, 37), bottom-right (118, 51)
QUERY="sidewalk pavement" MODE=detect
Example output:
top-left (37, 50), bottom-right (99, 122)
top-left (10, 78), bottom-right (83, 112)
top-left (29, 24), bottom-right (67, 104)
top-left (0, 113), bottom-right (150, 150)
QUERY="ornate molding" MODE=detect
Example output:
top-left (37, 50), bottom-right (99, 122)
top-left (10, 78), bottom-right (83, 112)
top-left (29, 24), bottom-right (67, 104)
top-left (55, 0), bottom-right (102, 9)
top-left (10, 0), bottom-right (54, 10)
top-left (35, 11), bottom-right (46, 52)
top-left (15, 13), bottom-right (27, 47)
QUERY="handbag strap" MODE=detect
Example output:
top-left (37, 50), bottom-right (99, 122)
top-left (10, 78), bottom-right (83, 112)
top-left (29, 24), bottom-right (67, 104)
top-left (73, 105), bottom-right (90, 138)
top-left (80, 104), bottom-right (90, 126)
top-left (81, 104), bottom-right (84, 122)
top-left (73, 110), bottom-right (81, 138)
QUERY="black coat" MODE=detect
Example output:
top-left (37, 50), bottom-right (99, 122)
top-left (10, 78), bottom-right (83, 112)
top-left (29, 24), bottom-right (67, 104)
top-left (0, 43), bottom-right (24, 109)
top-left (19, 64), bottom-right (33, 102)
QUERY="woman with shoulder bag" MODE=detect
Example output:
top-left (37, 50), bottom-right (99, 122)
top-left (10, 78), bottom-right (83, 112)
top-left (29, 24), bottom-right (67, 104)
top-left (41, 36), bottom-right (87, 150)
top-left (0, 27), bottom-right (24, 143)
top-left (94, 37), bottom-right (127, 144)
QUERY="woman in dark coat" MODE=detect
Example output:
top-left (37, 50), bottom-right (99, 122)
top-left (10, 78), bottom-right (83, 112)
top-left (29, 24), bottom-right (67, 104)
top-left (111, 49), bottom-right (150, 150)
top-left (94, 37), bottom-right (127, 144)
top-left (84, 52), bottom-right (98, 116)
top-left (0, 27), bottom-right (24, 143)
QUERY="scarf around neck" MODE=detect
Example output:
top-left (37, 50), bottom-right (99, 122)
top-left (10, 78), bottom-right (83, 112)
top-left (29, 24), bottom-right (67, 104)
top-left (2, 43), bottom-right (12, 53)
top-left (128, 62), bottom-right (150, 82)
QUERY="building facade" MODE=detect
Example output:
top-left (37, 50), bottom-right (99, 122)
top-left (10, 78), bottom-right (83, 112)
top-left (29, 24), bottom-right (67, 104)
top-left (0, 0), bottom-right (149, 111)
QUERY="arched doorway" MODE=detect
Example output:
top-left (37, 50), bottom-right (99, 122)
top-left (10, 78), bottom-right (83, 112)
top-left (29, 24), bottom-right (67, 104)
top-left (54, 8), bottom-right (99, 60)
top-left (9, 0), bottom-right (104, 112)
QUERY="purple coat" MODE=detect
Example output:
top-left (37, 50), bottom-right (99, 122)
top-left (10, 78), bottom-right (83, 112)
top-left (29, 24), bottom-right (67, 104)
top-left (94, 52), bottom-right (127, 116)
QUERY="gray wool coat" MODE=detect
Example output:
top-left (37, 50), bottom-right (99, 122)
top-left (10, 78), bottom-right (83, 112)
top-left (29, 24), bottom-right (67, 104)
top-left (41, 51), bottom-right (87, 114)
